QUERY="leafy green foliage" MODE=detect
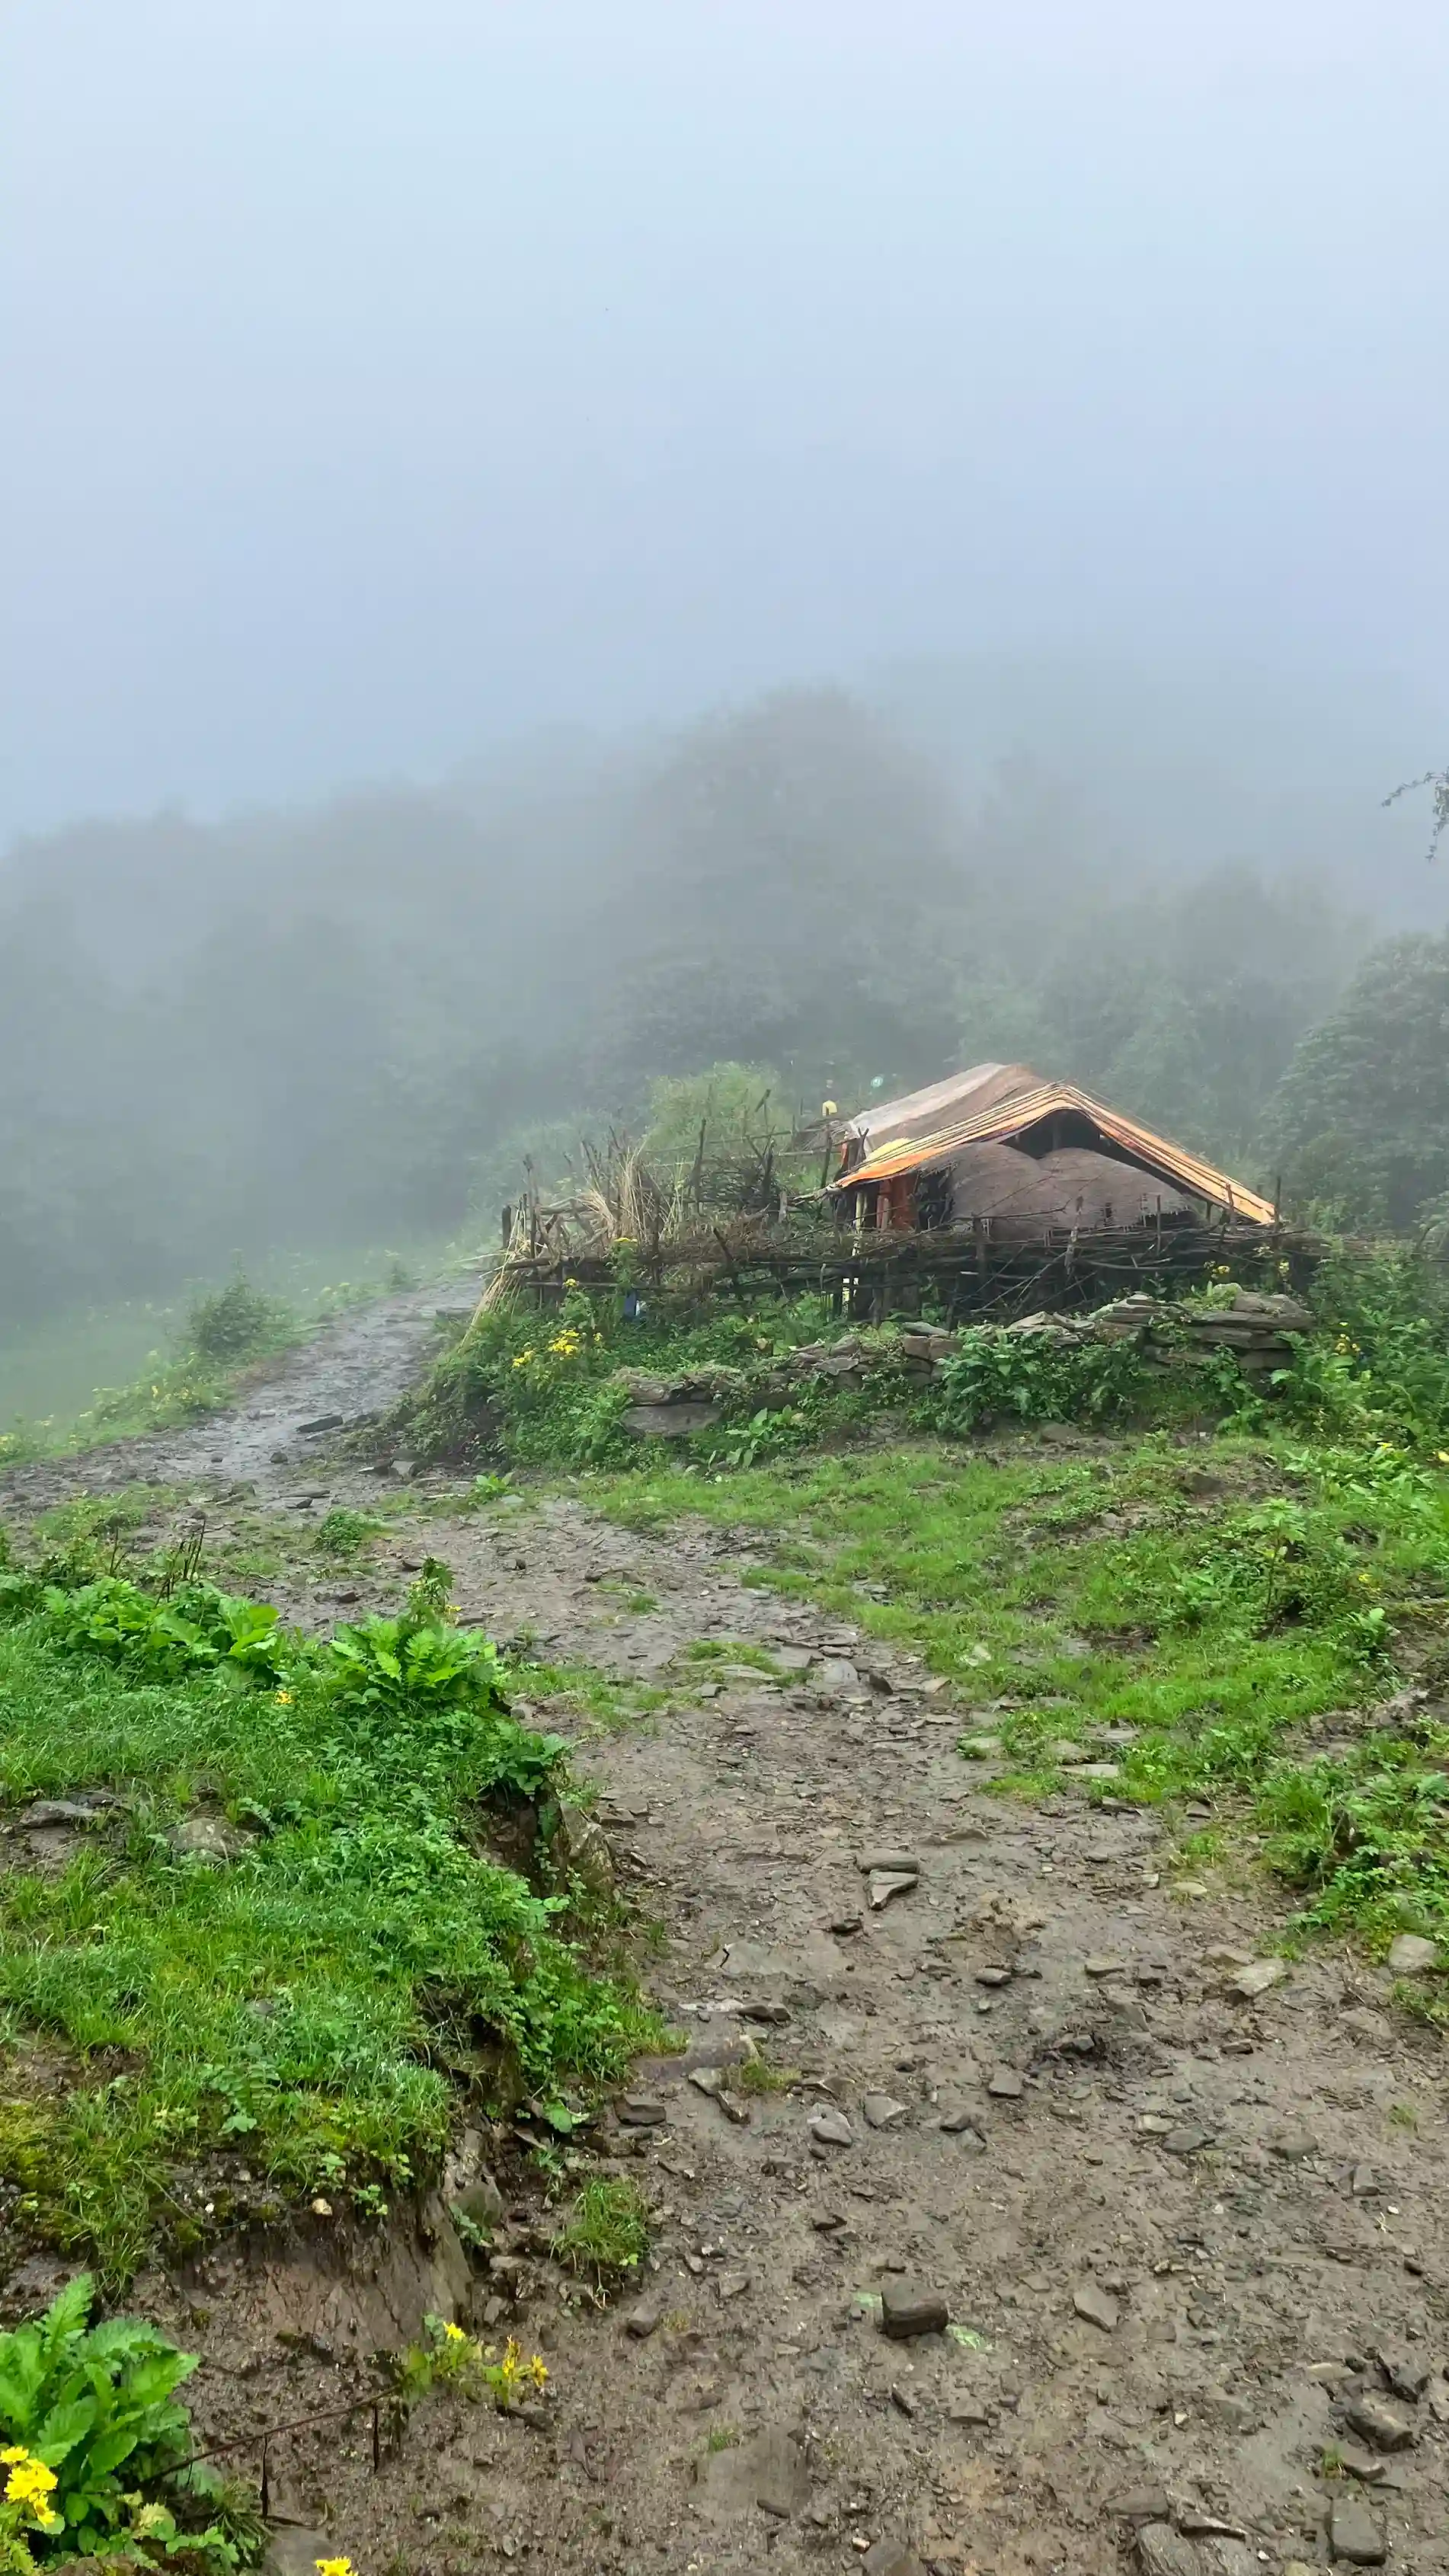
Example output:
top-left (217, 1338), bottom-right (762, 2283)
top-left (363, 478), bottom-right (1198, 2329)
top-left (37, 1579), bottom-right (289, 1689)
top-left (0, 2271), bottom-right (226, 2563)
top-left (926, 1328), bottom-right (1150, 1430)
top-left (1271, 1248), bottom-right (1449, 1447)
top-left (313, 1507), bottom-right (378, 1558)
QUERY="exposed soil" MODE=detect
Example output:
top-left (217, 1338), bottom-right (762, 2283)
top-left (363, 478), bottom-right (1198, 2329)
top-left (3, 1312), bottom-right (1447, 2576)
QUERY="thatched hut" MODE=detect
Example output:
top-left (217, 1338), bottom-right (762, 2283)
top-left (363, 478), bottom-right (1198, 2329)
top-left (832, 1065), bottom-right (1275, 1237)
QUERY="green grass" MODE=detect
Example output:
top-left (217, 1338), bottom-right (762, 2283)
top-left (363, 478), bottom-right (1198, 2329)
top-left (0, 1590), bottom-right (657, 2282)
top-left (549, 2175), bottom-right (651, 2279)
top-left (585, 1430), bottom-right (1449, 1986)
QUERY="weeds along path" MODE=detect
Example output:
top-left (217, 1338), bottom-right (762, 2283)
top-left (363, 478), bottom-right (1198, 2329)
top-left (0, 1276), bottom-right (481, 1512)
top-left (78, 1466), bottom-right (1447, 2576)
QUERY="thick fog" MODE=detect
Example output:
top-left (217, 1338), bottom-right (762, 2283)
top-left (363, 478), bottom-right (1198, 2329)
top-left (2, 3), bottom-right (1448, 1361)
top-left (3, 0), bottom-right (1447, 828)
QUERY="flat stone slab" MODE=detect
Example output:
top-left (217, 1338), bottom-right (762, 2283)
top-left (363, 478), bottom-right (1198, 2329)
top-left (1329, 2498), bottom-right (1386, 2565)
top-left (622, 1401), bottom-right (721, 1438)
top-left (1225, 1957), bottom-right (1287, 1999)
top-left (1073, 2281), bottom-right (1119, 2331)
top-left (1387, 1932), bottom-right (1439, 1976)
top-left (868, 1870), bottom-right (918, 1910)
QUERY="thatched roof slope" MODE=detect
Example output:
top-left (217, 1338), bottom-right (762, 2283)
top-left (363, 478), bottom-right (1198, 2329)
top-left (839, 1063), bottom-right (1037, 1161)
top-left (833, 1073), bottom-right (1275, 1226)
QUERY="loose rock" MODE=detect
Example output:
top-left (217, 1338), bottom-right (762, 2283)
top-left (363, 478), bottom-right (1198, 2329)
top-left (1345, 2392), bottom-right (1415, 2451)
top-left (868, 1871), bottom-right (918, 1911)
top-left (1269, 2122), bottom-right (1318, 2159)
top-left (1376, 2342), bottom-right (1432, 2402)
top-left (880, 2280), bottom-right (948, 2339)
top-left (168, 1814), bottom-right (251, 1865)
top-left (986, 2069), bottom-right (1024, 2100)
top-left (862, 2093), bottom-right (908, 2130)
top-left (1328, 2498), bottom-right (1386, 2565)
top-left (1135, 2523), bottom-right (1204, 2576)
top-left (1073, 2281), bottom-right (1119, 2332)
top-left (937, 2101), bottom-right (983, 2138)
top-left (1226, 1957), bottom-right (1287, 1999)
top-left (616, 2096), bottom-right (668, 2127)
top-left (861, 2543), bottom-right (926, 2576)
top-left (808, 2106), bottom-right (854, 2149)
top-left (1105, 2487), bottom-right (1171, 2523)
top-left (1387, 1932), bottom-right (1438, 1976)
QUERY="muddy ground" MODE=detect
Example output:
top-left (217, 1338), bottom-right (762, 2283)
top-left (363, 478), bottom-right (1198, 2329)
top-left (2, 1296), bottom-right (1447, 2576)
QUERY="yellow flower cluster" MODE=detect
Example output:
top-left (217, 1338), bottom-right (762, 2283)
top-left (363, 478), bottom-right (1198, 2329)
top-left (2, 2447), bottom-right (58, 2519)
top-left (315, 2557), bottom-right (353, 2576)
top-left (488, 2336), bottom-right (549, 2399)
top-left (511, 1325), bottom-right (601, 1371)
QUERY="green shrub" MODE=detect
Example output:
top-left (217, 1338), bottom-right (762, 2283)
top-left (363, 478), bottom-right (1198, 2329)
top-left (314, 1507), bottom-right (378, 1558)
top-left (925, 1327), bottom-right (1153, 1431)
top-left (185, 1277), bottom-right (288, 1366)
top-left (1273, 1247), bottom-right (1449, 1448)
top-left (33, 1577), bottom-right (289, 1690)
top-left (0, 2272), bottom-right (244, 2568)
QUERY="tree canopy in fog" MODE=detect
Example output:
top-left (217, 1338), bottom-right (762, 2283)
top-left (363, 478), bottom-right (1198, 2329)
top-left (5, 670), bottom-right (1441, 1325)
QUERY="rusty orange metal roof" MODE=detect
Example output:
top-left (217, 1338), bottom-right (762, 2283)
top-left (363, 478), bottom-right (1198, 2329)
top-left (829, 1080), bottom-right (1277, 1226)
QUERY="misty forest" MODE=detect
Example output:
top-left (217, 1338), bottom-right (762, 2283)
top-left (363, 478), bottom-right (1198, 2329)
top-left (3, 675), bottom-right (1447, 1341)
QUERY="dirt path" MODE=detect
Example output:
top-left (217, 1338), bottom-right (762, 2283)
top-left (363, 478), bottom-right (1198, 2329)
top-left (0, 1277), bottom-right (481, 1512)
top-left (4, 1354), bottom-right (1447, 2574)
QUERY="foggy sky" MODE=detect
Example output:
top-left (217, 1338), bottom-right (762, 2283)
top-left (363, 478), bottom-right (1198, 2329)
top-left (3, 0), bottom-right (1447, 838)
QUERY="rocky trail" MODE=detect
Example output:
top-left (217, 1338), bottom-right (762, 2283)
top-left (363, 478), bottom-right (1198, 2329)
top-left (2, 1313), bottom-right (1447, 2575)
top-left (0, 1276), bottom-right (481, 1511)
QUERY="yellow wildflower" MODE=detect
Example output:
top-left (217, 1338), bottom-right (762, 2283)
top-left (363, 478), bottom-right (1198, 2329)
top-left (315, 2558), bottom-right (353, 2576)
top-left (274, 1689), bottom-right (293, 1704)
top-left (443, 2321), bottom-right (468, 2343)
top-left (3, 2450), bottom-right (58, 2514)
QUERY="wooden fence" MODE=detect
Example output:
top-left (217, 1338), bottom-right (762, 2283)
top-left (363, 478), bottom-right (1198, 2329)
top-left (488, 1216), bottom-right (1316, 1327)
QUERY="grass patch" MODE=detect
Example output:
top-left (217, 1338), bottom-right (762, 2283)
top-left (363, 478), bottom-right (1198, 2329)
top-left (682, 1638), bottom-right (782, 1672)
top-left (549, 2176), bottom-right (651, 2280)
top-left (586, 1430), bottom-right (1449, 1992)
top-left (0, 1559), bottom-right (657, 2281)
top-left (314, 1507), bottom-right (382, 1559)
top-left (736, 2054), bottom-right (796, 2095)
